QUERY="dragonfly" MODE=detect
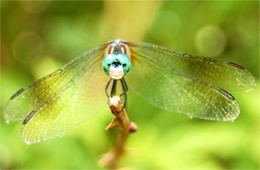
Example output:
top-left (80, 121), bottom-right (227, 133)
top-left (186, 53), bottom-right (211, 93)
top-left (4, 39), bottom-right (255, 144)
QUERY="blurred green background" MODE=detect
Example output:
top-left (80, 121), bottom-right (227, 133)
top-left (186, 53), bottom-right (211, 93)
top-left (0, 1), bottom-right (259, 169)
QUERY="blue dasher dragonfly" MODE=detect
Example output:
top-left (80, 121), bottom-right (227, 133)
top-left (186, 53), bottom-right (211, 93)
top-left (4, 39), bottom-right (255, 144)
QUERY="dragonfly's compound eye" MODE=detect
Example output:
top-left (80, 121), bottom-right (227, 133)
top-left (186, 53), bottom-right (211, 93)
top-left (102, 54), bottom-right (117, 75)
top-left (116, 54), bottom-right (132, 75)
top-left (102, 53), bottom-right (131, 76)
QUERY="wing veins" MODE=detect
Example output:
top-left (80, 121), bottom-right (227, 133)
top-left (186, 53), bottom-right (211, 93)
top-left (129, 42), bottom-right (255, 91)
top-left (21, 56), bottom-right (100, 124)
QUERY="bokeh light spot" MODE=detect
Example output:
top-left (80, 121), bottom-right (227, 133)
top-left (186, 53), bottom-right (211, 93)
top-left (195, 25), bottom-right (226, 57)
top-left (12, 32), bottom-right (44, 64)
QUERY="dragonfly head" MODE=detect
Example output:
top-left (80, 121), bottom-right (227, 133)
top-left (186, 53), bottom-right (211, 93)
top-left (103, 39), bottom-right (132, 79)
top-left (102, 53), bottom-right (131, 80)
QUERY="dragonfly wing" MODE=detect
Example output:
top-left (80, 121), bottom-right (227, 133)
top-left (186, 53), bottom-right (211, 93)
top-left (4, 69), bottom-right (64, 122)
top-left (125, 42), bottom-right (249, 121)
top-left (4, 45), bottom-right (109, 143)
top-left (4, 45), bottom-right (106, 122)
top-left (22, 64), bottom-right (108, 144)
top-left (128, 42), bottom-right (255, 91)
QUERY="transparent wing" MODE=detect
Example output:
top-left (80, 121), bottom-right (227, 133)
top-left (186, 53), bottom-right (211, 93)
top-left (128, 42), bottom-right (255, 91)
top-left (4, 45), bottom-right (109, 143)
top-left (126, 42), bottom-right (255, 121)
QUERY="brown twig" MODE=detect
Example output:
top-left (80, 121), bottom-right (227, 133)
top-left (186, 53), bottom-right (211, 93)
top-left (99, 96), bottom-right (137, 169)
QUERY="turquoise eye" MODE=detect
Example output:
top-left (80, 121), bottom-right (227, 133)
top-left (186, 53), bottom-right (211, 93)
top-left (102, 53), bottom-right (132, 76)
top-left (102, 54), bottom-right (117, 75)
top-left (116, 54), bottom-right (132, 74)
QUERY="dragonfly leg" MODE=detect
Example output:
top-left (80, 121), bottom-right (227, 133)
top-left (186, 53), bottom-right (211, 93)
top-left (105, 78), bottom-right (112, 97)
top-left (105, 78), bottom-right (112, 105)
top-left (122, 77), bottom-right (128, 92)
top-left (110, 80), bottom-right (118, 97)
top-left (105, 79), bottom-right (118, 105)
top-left (120, 78), bottom-right (128, 109)
top-left (105, 78), bottom-right (128, 110)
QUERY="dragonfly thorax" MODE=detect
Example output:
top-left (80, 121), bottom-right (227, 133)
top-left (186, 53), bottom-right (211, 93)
top-left (106, 39), bottom-right (130, 55)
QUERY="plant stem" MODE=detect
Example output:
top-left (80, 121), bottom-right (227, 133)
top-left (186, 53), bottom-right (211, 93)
top-left (99, 96), bottom-right (137, 169)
